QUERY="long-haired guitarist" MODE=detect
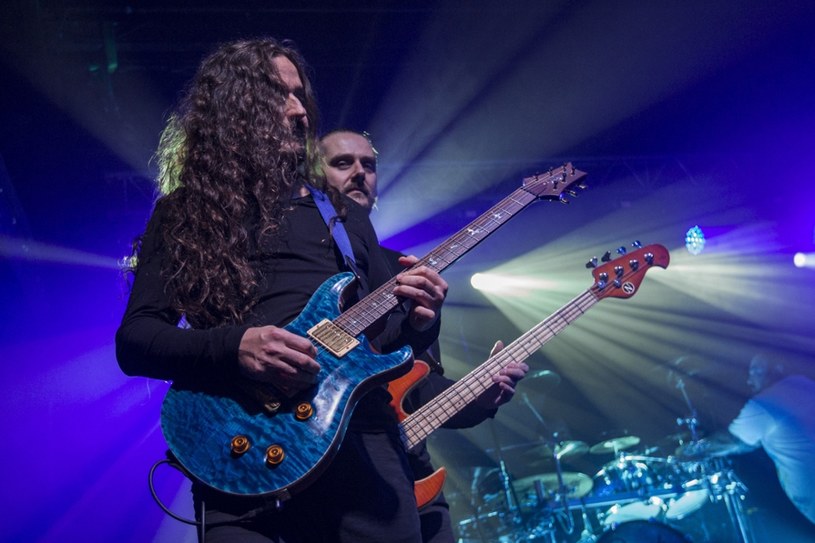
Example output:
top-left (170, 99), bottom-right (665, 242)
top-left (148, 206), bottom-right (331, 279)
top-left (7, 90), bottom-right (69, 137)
top-left (116, 38), bottom-right (449, 543)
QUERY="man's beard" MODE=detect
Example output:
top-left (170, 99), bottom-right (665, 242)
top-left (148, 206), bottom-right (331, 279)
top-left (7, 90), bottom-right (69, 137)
top-left (281, 123), bottom-right (307, 159)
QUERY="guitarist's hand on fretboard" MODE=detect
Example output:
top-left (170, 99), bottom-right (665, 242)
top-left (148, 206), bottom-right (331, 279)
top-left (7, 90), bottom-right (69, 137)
top-left (474, 340), bottom-right (530, 409)
top-left (392, 255), bottom-right (449, 332)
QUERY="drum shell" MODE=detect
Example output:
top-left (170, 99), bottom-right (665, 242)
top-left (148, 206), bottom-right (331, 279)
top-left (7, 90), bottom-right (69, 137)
top-left (597, 520), bottom-right (691, 542)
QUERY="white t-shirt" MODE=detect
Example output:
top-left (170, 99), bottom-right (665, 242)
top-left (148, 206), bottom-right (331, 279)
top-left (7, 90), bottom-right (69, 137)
top-left (729, 375), bottom-right (815, 524)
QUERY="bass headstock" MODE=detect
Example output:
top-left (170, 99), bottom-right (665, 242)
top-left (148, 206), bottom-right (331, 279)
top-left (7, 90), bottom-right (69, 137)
top-left (522, 162), bottom-right (588, 202)
top-left (587, 242), bottom-right (670, 300)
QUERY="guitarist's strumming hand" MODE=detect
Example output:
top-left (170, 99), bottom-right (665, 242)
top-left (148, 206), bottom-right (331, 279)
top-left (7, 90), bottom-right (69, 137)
top-left (394, 255), bottom-right (449, 332)
top-left (475, 340), bottom-right (529, 409)
top-left (237, 325), bottom-right (321, 396)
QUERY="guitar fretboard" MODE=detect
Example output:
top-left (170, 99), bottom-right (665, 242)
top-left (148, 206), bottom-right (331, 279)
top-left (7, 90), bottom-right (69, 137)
top-left (400, 288), bottom-right (600, 450)
top-left (336, 183), bottom-right (550, 336)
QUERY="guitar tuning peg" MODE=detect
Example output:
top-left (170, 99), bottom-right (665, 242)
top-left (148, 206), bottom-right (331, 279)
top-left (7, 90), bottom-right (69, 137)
top-left (601, 251), bottom-right (612, 262)
top-left (616, 246), bottom-right (627, 256)
top-left (558, 194), bottom-right (570, 204)
top-left (567, 189), bottom-right (579, 198)
top-left (585, 257), bottom-right (598, 269)
top-left (631, 240), bottom-right (642, 248)
top-left (644, 252), bottom-right (655, 264)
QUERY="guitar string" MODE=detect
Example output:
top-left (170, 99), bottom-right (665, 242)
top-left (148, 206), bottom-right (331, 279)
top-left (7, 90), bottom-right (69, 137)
top-left (334, 186), bottom-right (539, 335)
top-left (401, 251), bottom-right (659, 447)
top-left (402, 288), bottom-right (599, 447)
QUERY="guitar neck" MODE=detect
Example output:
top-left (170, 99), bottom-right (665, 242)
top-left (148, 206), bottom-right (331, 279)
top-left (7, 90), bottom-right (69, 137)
top-left (335, 185), bottom-right (543, 336)
top-left (401, 288), bottom-right (599, 450)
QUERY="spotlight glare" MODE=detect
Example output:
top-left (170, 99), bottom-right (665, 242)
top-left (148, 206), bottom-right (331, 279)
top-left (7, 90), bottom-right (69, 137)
top-left (793, 252), bottom-right (815, 269)
top-left (685, 225), bottom-right (706, 255)
top-left (470, 272), bottom-right (557, 294)
top-left (794, 252), bottom-right (806, 268)
top-left (470, 273), bottom-right (493, 291)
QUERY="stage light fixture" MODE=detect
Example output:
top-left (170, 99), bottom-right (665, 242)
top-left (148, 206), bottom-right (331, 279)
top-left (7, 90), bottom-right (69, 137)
top-left (685, 225), bottom-right (706, 255)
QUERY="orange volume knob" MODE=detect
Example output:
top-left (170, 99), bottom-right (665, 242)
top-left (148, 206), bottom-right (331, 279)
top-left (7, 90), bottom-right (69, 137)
top-left (230, 435), bottom-right (251, 456)
top-left (266, 445), bottom-right (285, 466)
top-left (295, 402), bottom-right (314, 421)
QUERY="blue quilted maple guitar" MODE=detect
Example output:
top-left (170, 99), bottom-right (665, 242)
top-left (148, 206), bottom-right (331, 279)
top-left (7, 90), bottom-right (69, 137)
top-left (161, 164), bottom-right (587, 499)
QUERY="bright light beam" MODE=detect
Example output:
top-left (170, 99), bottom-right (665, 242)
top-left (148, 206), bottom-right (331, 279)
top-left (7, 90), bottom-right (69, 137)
top-left (470, 272), bottom-right (557, 295)
top-left (0, 235), bottom-right (122, 269)
top-left (369, 2), bottom-right (800, 239)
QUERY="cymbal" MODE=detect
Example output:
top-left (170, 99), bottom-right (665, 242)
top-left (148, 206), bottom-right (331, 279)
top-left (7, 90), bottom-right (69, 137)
top-left (520, 440), bottom-right (589, 463)
top-left (554, 440), bottom-right (589, 459)
top-left (512, 472), bottom-right (593, 499)
top-left (525, 369), bottom-right (561, 390)
top-left (589, 435), bottom-right (641, 454)
top-left (674, 438), bottom-right (743, 461)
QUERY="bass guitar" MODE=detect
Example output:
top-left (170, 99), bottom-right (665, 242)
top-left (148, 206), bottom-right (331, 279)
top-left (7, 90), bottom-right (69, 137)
top-left (389, 243), bottom-right (669, 508)
top-left (160, 164), bottom-right (587, 499)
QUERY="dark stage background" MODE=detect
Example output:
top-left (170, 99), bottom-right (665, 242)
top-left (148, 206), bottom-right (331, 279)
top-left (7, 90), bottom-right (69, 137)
top-left (1, 1), bottom-right (814, 542)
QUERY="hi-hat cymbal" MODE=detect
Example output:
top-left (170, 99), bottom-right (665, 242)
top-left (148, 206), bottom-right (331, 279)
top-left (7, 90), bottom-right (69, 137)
top-left (512, 472), bottom-right (593, 499)
top-left (589, 435), bottom-right (641, 454)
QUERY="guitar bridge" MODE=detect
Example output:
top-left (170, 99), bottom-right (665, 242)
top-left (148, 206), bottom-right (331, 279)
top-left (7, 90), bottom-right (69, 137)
top-left (308, 319), bottom-right (359, 357)
top-left (236, 381), bottom-right (283, 414)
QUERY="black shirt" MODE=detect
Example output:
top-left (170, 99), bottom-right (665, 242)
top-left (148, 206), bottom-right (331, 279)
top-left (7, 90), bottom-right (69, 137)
top-left (116, 192), bottom-right (440, 431)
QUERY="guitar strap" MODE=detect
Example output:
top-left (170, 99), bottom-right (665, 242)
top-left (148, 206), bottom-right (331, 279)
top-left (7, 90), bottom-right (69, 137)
top-left (305, 184), bottom-right (365, 288)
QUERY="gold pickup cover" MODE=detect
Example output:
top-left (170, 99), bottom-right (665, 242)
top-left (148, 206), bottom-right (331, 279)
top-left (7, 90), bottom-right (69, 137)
top-left (307, 319), bottom-right (359, 357)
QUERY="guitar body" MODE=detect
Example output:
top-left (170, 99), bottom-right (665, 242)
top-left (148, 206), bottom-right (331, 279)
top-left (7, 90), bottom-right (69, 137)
top-left (387, 360), bottom-right (449, 509)
top-left (388, 360), bottom-right (431, 423)
top-left (159, 165), bottom-right (589, 499)
top-left (161, 272), bottom-right (414, 498)
top-left (414, 468), bottom-right (447, 510)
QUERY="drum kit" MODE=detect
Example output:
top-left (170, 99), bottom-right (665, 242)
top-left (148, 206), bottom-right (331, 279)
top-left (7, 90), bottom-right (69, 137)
top-left (454, 371), bottom-right (755, 543)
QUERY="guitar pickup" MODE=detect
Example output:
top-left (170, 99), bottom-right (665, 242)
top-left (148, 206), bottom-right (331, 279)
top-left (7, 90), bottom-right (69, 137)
top-left (308, 319), bottom-right (359, 357)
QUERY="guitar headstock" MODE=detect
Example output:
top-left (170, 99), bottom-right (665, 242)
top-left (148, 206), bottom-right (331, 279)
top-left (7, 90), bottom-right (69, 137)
top-left (587, 242), bottom-right (669, 300)
top-left (522, 162), bottom-right (588, 202)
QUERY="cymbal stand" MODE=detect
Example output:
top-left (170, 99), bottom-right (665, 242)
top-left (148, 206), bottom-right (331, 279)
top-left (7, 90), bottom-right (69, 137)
top-left (521, 393), bottom-right (575, 538)
top-left (707, 458), bottom-right (753, 543)
top-left (575, 504), bottom-right (598, 543)
top-left (487, 418), bottom-right (524, 537)
top-left (673, 376), bottom-right (701, 443)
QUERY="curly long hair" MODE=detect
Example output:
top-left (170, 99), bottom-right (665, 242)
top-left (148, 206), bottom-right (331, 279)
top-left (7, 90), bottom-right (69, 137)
top-left (136, 37), bottom-right (342, 328)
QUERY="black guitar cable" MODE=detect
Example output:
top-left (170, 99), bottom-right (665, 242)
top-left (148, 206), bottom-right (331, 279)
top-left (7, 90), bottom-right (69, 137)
top-left (148, 454), bottom-right (207, 542)
top-left (148, 451), bottom-right (283, 542)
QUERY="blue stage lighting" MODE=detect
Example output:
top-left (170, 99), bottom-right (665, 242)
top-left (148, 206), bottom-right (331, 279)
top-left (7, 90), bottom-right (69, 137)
top-left (685, 225), bottom-right (706, 255)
